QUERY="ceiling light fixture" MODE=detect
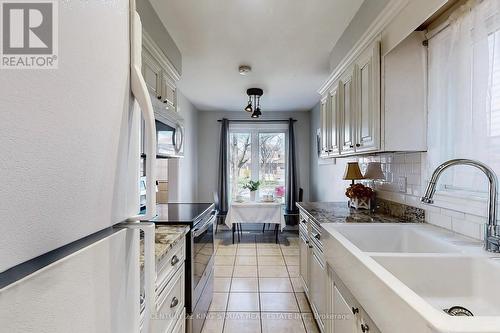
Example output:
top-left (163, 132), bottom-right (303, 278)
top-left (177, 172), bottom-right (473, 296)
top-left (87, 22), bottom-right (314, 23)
top-left (245, 88), bottom-right (263, 118)
top-left (238, 65), bottom-right (252, 76)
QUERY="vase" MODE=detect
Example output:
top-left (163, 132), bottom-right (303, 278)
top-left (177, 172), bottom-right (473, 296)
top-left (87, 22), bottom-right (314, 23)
top-left (350, 197), bottom-right (371, 210)
top-left (250, 191), bottom-right (256, 202)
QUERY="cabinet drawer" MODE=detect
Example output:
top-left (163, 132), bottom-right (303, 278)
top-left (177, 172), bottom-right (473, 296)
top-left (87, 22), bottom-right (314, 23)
top-left (157, 238), bottom-right (185, 294)
top-left (152, 264), bottom-right (185, 333)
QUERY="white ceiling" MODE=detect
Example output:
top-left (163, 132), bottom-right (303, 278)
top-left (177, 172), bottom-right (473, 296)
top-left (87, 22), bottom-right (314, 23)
top-left (149, 0), bottom-right (364, 112)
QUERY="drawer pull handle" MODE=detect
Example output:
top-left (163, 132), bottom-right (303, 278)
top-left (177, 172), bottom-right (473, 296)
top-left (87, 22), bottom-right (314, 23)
top-left (351, 307), bottom-right (359, 314)
top-left (361, 324), bottom-right (369, 332)
top-left (171, 255), bottom-right (180, 266)
top-left (170, 297), bottom-right (179, 308)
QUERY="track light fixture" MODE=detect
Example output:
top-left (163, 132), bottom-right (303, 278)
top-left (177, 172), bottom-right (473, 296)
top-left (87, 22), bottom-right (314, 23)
top-left (244, 88), bottom-right (263, 118)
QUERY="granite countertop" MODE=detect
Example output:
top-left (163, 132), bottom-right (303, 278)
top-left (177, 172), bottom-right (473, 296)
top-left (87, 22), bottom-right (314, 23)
top-left (140, 225), bottom-right (190, 269)
top-left (297, 200), bottom-right (424, 224)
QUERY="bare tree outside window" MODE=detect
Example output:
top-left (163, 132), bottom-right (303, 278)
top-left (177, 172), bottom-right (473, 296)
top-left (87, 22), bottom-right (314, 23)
top-left (229, 131), bottom-right (286, 202)
top-left (229, 133), bottom-right (251, 199)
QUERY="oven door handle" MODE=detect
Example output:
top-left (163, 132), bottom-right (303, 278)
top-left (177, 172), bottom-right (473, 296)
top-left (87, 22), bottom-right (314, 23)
top-left (192, 216), bottom-right (215, 238)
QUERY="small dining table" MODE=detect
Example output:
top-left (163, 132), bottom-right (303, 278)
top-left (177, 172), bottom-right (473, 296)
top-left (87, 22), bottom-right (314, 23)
top-left (225, 201), bottom-right (286, 243)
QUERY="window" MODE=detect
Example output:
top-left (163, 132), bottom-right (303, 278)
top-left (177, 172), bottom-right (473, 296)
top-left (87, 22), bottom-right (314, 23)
top-left (427, 0), bottom-right (500, 194)
top-left (228, 124), bottom-right (287, 202)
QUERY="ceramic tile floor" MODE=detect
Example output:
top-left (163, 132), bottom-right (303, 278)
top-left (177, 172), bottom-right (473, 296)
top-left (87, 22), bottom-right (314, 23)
top-left (202, 229), bottom-right (320, 333)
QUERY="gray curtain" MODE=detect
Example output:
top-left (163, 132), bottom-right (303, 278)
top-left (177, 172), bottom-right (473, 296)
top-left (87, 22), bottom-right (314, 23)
top-left (217, 118), bottom-right (229, 215)
top-left (285, 118), bottom-right (298, 214)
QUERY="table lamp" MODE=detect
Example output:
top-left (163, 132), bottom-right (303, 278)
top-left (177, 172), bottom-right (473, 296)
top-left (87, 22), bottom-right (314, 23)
top-left (364, 162), bottom-right (385, 180)
top-left (343, 162), bottom-right (364, 185)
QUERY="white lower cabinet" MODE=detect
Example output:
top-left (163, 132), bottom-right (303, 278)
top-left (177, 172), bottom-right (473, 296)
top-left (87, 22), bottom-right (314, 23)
top-left (326, 265), bottom-right (380, 333)
top-left (149, 235), bottom-right (187, 333)
top-left (333, 286), bottom-right (357, 333)
top-left (310, 248), bottom-right (327, 332)
top-left (299, 228), bottom-right (310, 296)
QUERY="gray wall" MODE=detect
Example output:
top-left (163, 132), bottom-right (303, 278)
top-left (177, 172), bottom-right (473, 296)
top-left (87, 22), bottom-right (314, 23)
top-left (168, 91), bottom-right (199, 202)
top-left (309, 102), bottom-right (355, 201)
top-left (329, 0), bottom-right (390, 70)
top-left (197, 111), bottom-right (311, 203)
top-left (136, 0), bottom-right (182, 74)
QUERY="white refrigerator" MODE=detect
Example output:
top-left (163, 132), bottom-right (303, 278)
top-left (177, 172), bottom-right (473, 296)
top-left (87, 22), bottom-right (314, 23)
top-left (0, 0), bottom-right (157, 332)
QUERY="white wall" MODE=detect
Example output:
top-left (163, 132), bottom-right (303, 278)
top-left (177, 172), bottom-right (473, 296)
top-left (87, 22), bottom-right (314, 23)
top-left (168, 91), bottom-right (199, 202)
top-left (197, 111), bottom-right (310, 203)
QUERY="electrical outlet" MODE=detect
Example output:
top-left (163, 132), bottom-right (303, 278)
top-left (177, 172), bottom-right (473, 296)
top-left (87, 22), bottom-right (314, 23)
top-left (398, 176), bottom-right (407, 193)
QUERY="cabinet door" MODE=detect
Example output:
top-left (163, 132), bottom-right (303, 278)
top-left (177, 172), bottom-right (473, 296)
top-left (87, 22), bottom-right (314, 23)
top-left (355, 42), bottom-right (380, 153)
top-left (320, 98), bottom-right (329, 157)
top-left (333, 286), bottom-right (357, 333)
top-left (299, 231), bottom-right (310, 295)
top-left (310, 249), bottom-right (326, 332)
top-left (142, 51), bottom-right (162, 99)
top-left (340, 66), bottom-right (356, 154)
top-left (328, 83), bottom-right (341, 156)
top-left (161, 73), bottom-right (177, 112)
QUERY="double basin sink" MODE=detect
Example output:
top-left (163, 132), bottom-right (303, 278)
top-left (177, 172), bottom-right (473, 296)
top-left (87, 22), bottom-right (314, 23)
top-left (322, 223), bottom-right (500, 333)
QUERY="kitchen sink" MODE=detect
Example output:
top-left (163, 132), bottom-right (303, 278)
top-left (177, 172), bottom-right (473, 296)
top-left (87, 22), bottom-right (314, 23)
top-left (330, 223), bottom-right (466, 253)
top-left (322, 222), bottom-right (500, 332)
top-left (373, 255), bottom-right (500, 317)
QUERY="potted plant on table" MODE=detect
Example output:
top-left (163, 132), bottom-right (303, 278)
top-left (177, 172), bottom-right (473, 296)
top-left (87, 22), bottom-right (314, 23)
top-left (345, 183), bottom-right (374, 210)
top-left (243, 180), bottom-right (260, 201)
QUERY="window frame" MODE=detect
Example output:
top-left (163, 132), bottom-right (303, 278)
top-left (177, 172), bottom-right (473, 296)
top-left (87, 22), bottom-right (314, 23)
top-left (228, 123), bottom-right (288, 202)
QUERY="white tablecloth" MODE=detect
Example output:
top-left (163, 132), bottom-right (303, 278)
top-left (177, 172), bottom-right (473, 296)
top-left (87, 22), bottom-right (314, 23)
top-left (225, 202), bottom-right (286, 230)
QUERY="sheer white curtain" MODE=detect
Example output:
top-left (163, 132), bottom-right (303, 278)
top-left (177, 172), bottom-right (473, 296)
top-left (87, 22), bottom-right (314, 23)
top-left (427, 0), bottom-right (500, 194)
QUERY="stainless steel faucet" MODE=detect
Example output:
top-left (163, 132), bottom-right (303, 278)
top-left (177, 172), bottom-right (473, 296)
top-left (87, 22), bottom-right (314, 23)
top-left (421, 159), bottom-right (500, 252)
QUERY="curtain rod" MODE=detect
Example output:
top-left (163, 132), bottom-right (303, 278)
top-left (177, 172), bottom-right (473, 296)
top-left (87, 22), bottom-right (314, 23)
top-left (217, 119), bottom-right (297, 123)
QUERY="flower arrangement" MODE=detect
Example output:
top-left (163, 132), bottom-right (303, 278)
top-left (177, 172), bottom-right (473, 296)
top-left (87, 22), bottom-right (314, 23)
top-left (345, 183), bottom-right (374, 199)
top-left (345, 183), bottom-right (374, 210)
top-left (275, 185), bottom-right (285, 197)
top-left (243, 180), bottom-right (260, 192)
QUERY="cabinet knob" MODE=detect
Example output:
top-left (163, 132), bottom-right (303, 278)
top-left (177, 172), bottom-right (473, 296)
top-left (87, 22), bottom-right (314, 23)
top-left (361, 324), bottom-right (370, 332)
top-left (171, 255), bottom-right (180, 266)
top-left (356, 143), bottom-right (361, 147)
top-left (157, 95), bottom-right (162, 100)
top-left (314, 234), bottom-right (321, 240)
top-left (351, 307), bottom-right (359, 314)
top-left (349, 145), bottom-right (354, 148)
top-left (170, 296), bottom-right (179, 308)
top-left (308, 245), bottom-right (313, 249)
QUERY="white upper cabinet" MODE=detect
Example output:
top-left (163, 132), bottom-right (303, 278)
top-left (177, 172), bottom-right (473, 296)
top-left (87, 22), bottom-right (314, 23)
top-left (328, 83), bottom-right (341, 156)
top-left (355, 42), bottom-right (380, 153)
top-left (142, 51), bottom-right (162, 100)
top-left (142, 31), bottom-right (180, 114)
top-left (318, 33), bottom-right (426, 158)
top-left (320, 97), bottom-right (329, 158)
top-left (383, 31), bottom-right (427, 151)
top-left (339, 65), bottom-right (356, 155)
top-left (319, 41), bottom-right (381, 158)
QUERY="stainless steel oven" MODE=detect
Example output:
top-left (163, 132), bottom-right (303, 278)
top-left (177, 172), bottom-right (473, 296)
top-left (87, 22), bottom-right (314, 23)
top-left (188, 213), bottom-right (215, 333)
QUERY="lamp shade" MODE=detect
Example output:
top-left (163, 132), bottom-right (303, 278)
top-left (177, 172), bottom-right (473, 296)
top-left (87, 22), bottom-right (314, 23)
top-left (343, 162), bottom-right (364, 180)
top-left (364, 162), bottom-right (385, 180)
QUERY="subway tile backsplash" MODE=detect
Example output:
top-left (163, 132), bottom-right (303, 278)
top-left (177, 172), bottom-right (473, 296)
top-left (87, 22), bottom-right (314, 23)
top-left (357, 152), bottom-right (488, 240)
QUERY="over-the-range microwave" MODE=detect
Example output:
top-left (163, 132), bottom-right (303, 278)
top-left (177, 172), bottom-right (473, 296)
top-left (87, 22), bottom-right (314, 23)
top-left (141, 118), bottom-right (184, 160)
